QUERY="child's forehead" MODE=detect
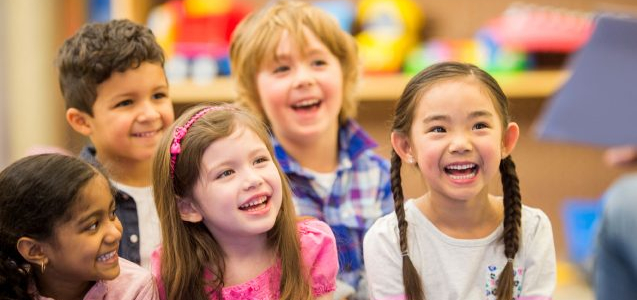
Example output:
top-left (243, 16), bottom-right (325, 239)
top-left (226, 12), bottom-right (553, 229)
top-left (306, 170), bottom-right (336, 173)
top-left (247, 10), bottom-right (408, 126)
top-left (262, 27), bottom-right (330, 62)
top-left (67, 174), bottom-right (114, 218)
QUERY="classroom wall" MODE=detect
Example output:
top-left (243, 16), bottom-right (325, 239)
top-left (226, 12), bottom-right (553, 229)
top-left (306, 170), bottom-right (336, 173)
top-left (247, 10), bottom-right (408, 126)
top-left (0, 1), bottom-right (8, 168)
top-left (1, 0), bottom-right (67, 163)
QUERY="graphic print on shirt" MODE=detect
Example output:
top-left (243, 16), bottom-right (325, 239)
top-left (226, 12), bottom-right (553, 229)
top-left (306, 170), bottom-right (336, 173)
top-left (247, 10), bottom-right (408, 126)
top-left (485, 264), bottom-right (524, 299)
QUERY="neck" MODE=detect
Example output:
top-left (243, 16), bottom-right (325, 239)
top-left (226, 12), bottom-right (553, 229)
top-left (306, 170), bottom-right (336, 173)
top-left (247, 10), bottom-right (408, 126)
top-left (274, 123), bottom-right (339, 173)
top-left (96, 153), bottom-right (152, 187)
top-left (216, 234), bottom-right (275, 286)
top-left (37, 274), bottom-right (93, 300)
top-left (416, 191), bottom-right (503, 239)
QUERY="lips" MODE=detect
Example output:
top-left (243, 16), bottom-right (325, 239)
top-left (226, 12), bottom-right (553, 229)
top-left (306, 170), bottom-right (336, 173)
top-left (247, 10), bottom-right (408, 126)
top-left (291, 99), bottom-right (321, 111)
top-left (96, 250), bottom-right (118, 262)
top-left (131, 129), bottom-right (160, 138)
top-left (239, 195), bottom-right (269, 212)
top-left (444, 163), bottom-right (478, 180)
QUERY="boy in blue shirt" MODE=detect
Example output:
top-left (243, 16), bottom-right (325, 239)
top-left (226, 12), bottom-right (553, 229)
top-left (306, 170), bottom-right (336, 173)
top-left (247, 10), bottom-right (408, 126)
top-left (56, 19), bottom-right (174, 269)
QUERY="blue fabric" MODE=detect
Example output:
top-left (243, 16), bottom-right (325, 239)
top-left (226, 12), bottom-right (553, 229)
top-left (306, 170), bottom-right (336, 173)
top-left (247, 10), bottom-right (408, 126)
top-left (80, 146), bottom-right (141, 265)
top-left (594, 173), bottom-right (637, 300)
top-left (272, 119), bottom-right (393, 294)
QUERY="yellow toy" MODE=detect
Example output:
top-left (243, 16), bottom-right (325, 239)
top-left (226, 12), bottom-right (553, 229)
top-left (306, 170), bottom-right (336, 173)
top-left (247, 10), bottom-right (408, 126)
top-left (355, 0), bottom-right (423, 73)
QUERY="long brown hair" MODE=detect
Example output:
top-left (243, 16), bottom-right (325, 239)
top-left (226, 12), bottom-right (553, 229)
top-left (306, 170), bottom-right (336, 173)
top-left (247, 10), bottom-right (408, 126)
top-left (390, 62), bottom-right (522, 300)
top-left (153, 103), bottom-right (312, 299)
top-left (229, 0), bottom-right (359, 124)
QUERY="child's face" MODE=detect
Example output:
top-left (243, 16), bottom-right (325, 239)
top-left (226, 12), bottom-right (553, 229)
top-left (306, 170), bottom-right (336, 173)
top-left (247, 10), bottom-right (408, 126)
top-left (256, 27), bottom-right (343, 143)
top-left (185, 125), bottom-right (283, 244)
top-left (87, 62), bottom-right (174, 164)
top-left (41, 174), bottom-right (122, 283)
top-left (404, 79), bottom-right (517, 203)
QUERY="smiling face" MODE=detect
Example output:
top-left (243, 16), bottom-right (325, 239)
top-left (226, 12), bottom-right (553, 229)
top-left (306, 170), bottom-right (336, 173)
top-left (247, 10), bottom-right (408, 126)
top-left (41, 173), bottom-right (122, 283)
top-left (255, 27), bottom-right (343, 144)
top-left (183, 124), bottom-right (283, 243)
top-left (394, 77), bottom-right (518, 203)
top-left (84, 62), bottom-right (175, 164)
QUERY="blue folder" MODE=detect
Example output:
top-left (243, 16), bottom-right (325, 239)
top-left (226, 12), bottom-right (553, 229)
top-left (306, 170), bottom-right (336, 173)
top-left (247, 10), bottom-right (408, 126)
top-left (535, 15), bottom-right (637, 146)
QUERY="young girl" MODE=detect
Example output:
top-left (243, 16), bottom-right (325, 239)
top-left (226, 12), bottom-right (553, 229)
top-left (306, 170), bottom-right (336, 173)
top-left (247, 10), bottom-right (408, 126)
top-left (151, 103), bottom-right (338, 300)
top-left (0, 154), bottom-right (157, 300)
top-left (363, 62), bottom-right (556, 300)
top-left (229, 1), bottom-right (393, 297)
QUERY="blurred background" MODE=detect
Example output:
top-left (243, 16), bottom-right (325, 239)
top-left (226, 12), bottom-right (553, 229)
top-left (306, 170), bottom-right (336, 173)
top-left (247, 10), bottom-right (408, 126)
top-left (2, 1), bottom-right (637, 298)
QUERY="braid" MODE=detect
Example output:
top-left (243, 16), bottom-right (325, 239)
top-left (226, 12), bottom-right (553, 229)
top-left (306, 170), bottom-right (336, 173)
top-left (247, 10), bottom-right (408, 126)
top-left (496, 156), bottom-right (522, 300)
top-left (0, 250), bottom-right (33, 300)
top-left (391, 150), bottom-right (425, 300)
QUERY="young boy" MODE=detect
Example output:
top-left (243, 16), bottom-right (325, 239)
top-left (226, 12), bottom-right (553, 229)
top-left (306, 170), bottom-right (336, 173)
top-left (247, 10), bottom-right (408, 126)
top-left (229, 2), bottom-right (393, 298)
top-left (56, 19), bottom-right (174, 270)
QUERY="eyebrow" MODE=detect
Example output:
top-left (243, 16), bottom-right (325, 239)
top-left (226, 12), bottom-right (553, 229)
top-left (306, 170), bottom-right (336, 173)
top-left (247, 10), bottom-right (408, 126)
top-left (468, 110), bottom-right (494, 119)
top-left (422, 110), bottom-right (494, 123)
top-left (75, 200), bottom-right (115, 225)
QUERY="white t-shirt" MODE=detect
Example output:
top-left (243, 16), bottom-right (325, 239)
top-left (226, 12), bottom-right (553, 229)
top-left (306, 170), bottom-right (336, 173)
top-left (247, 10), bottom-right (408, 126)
top-left (304, 167), bottom-right (338, 203)
top-left (113, 182), bottom-right (161, 270)
top-left (364, 200), bottom-right (556, 300)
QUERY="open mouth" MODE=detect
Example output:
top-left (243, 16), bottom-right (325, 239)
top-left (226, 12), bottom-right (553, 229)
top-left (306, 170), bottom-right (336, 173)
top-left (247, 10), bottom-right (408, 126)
top-left (444, 163), bottom-right (478, 180)
top-left (131, 129), bottom-right (159, 138)
top-left (239, 195), bottom-right (269, 212)
top-left (96, 250), bottom-right (117, 262)
top-left (291, 99), bottom-right (321, 111)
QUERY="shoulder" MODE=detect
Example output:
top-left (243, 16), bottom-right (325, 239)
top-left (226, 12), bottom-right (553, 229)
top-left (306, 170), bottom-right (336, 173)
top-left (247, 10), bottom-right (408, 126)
top-left (297, 219), bottom-right (336, 247)
top-left (104, 258), bottom-right (158, 299)
top-left (521, 205), bottom-right (553, 239)
top-left (522, 205), bottom-right (551, 225)
top-left (364, 211), bottom-right (399, 244)
top-left (604, 173), bottom-right (637, 204)
top-left (296, 218), bottom-right (337, 263)
top-left (114, 258), bottom-right (153, 284)
top-left (297, 219), bottom-right (338, 294)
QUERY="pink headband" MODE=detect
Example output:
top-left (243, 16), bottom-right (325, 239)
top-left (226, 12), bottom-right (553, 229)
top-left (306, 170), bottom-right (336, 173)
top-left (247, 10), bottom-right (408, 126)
top-left (169, 105), bottom-right (233, 178)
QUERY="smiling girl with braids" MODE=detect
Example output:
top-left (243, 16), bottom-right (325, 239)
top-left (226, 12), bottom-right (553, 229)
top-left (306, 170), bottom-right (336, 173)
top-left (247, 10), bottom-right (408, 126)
top-left (363, 62), bottom-right (556, 300)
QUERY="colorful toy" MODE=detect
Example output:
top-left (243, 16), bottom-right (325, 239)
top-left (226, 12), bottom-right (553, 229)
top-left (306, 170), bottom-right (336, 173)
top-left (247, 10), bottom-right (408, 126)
top-left (355, 0), bottom-right (424, 73)
top-left (147, 0), bottom-right (252, 83)
top-left (483, 3), bottom-right (594, 53)
top-left (402, 36), bottom-right (528, 75)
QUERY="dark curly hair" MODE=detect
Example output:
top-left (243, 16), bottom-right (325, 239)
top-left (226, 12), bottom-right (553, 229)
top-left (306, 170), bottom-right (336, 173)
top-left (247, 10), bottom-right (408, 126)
top-left (56, 19), bottom-right (165, 115)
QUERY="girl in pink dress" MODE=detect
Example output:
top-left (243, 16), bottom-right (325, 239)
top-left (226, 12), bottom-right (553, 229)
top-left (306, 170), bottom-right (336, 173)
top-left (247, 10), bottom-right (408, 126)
top-left (151, 103), bottom-right (338, 300)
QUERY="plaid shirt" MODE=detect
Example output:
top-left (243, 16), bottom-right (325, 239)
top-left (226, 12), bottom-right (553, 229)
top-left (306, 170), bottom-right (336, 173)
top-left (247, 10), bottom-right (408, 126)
top-left (272, 119), bottom-right (393, 293)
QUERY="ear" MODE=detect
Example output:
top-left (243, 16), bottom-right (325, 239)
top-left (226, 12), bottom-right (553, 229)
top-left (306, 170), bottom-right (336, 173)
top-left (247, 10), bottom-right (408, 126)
top-left (16, 237), bottom-right (48, 266)
top-left (501, 122), bottom-right (520, 158)
top-left (177, 198), bottom-right (203, 223)
top-left (390, 131), bottom-right (414, 163)
top-left (66, 108), bottom-right (93, 136)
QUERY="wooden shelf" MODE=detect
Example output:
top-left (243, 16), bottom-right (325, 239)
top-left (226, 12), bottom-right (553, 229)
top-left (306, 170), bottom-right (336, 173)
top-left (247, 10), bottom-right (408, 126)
top-left (169, 70), bottom-right (569, 104)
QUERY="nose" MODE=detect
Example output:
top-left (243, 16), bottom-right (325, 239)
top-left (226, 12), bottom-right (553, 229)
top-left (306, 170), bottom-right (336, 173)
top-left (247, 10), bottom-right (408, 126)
top-left (104, 217), bottom-right (123, 245)
top-left (137, 100), bottom-right (161, 123)
top-left (448, 132), bottom-right (473, 154)
top-left (243, 168), bottom-right (264, 191)
top-left (294, 65), bottom-right (315, 89)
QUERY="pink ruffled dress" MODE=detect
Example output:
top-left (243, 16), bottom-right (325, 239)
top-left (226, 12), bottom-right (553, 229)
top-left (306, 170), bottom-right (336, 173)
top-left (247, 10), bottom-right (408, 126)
top-left (152, 219), bottom-right (338, 299)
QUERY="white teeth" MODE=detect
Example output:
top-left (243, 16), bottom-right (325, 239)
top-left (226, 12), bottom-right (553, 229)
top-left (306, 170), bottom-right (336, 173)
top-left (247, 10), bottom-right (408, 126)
top-left (292, 99), bottom-right (320, 108)
top-left (446, 164), bottom-right (475, 170)
top-left (239, 196), bottom-right (267, 209)
top-left (449, 173), bottom-right (477, 180)
top-left (97, 251), bottom-right (116, 262)
top-left (133, 131), bottom-right (157, 137)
